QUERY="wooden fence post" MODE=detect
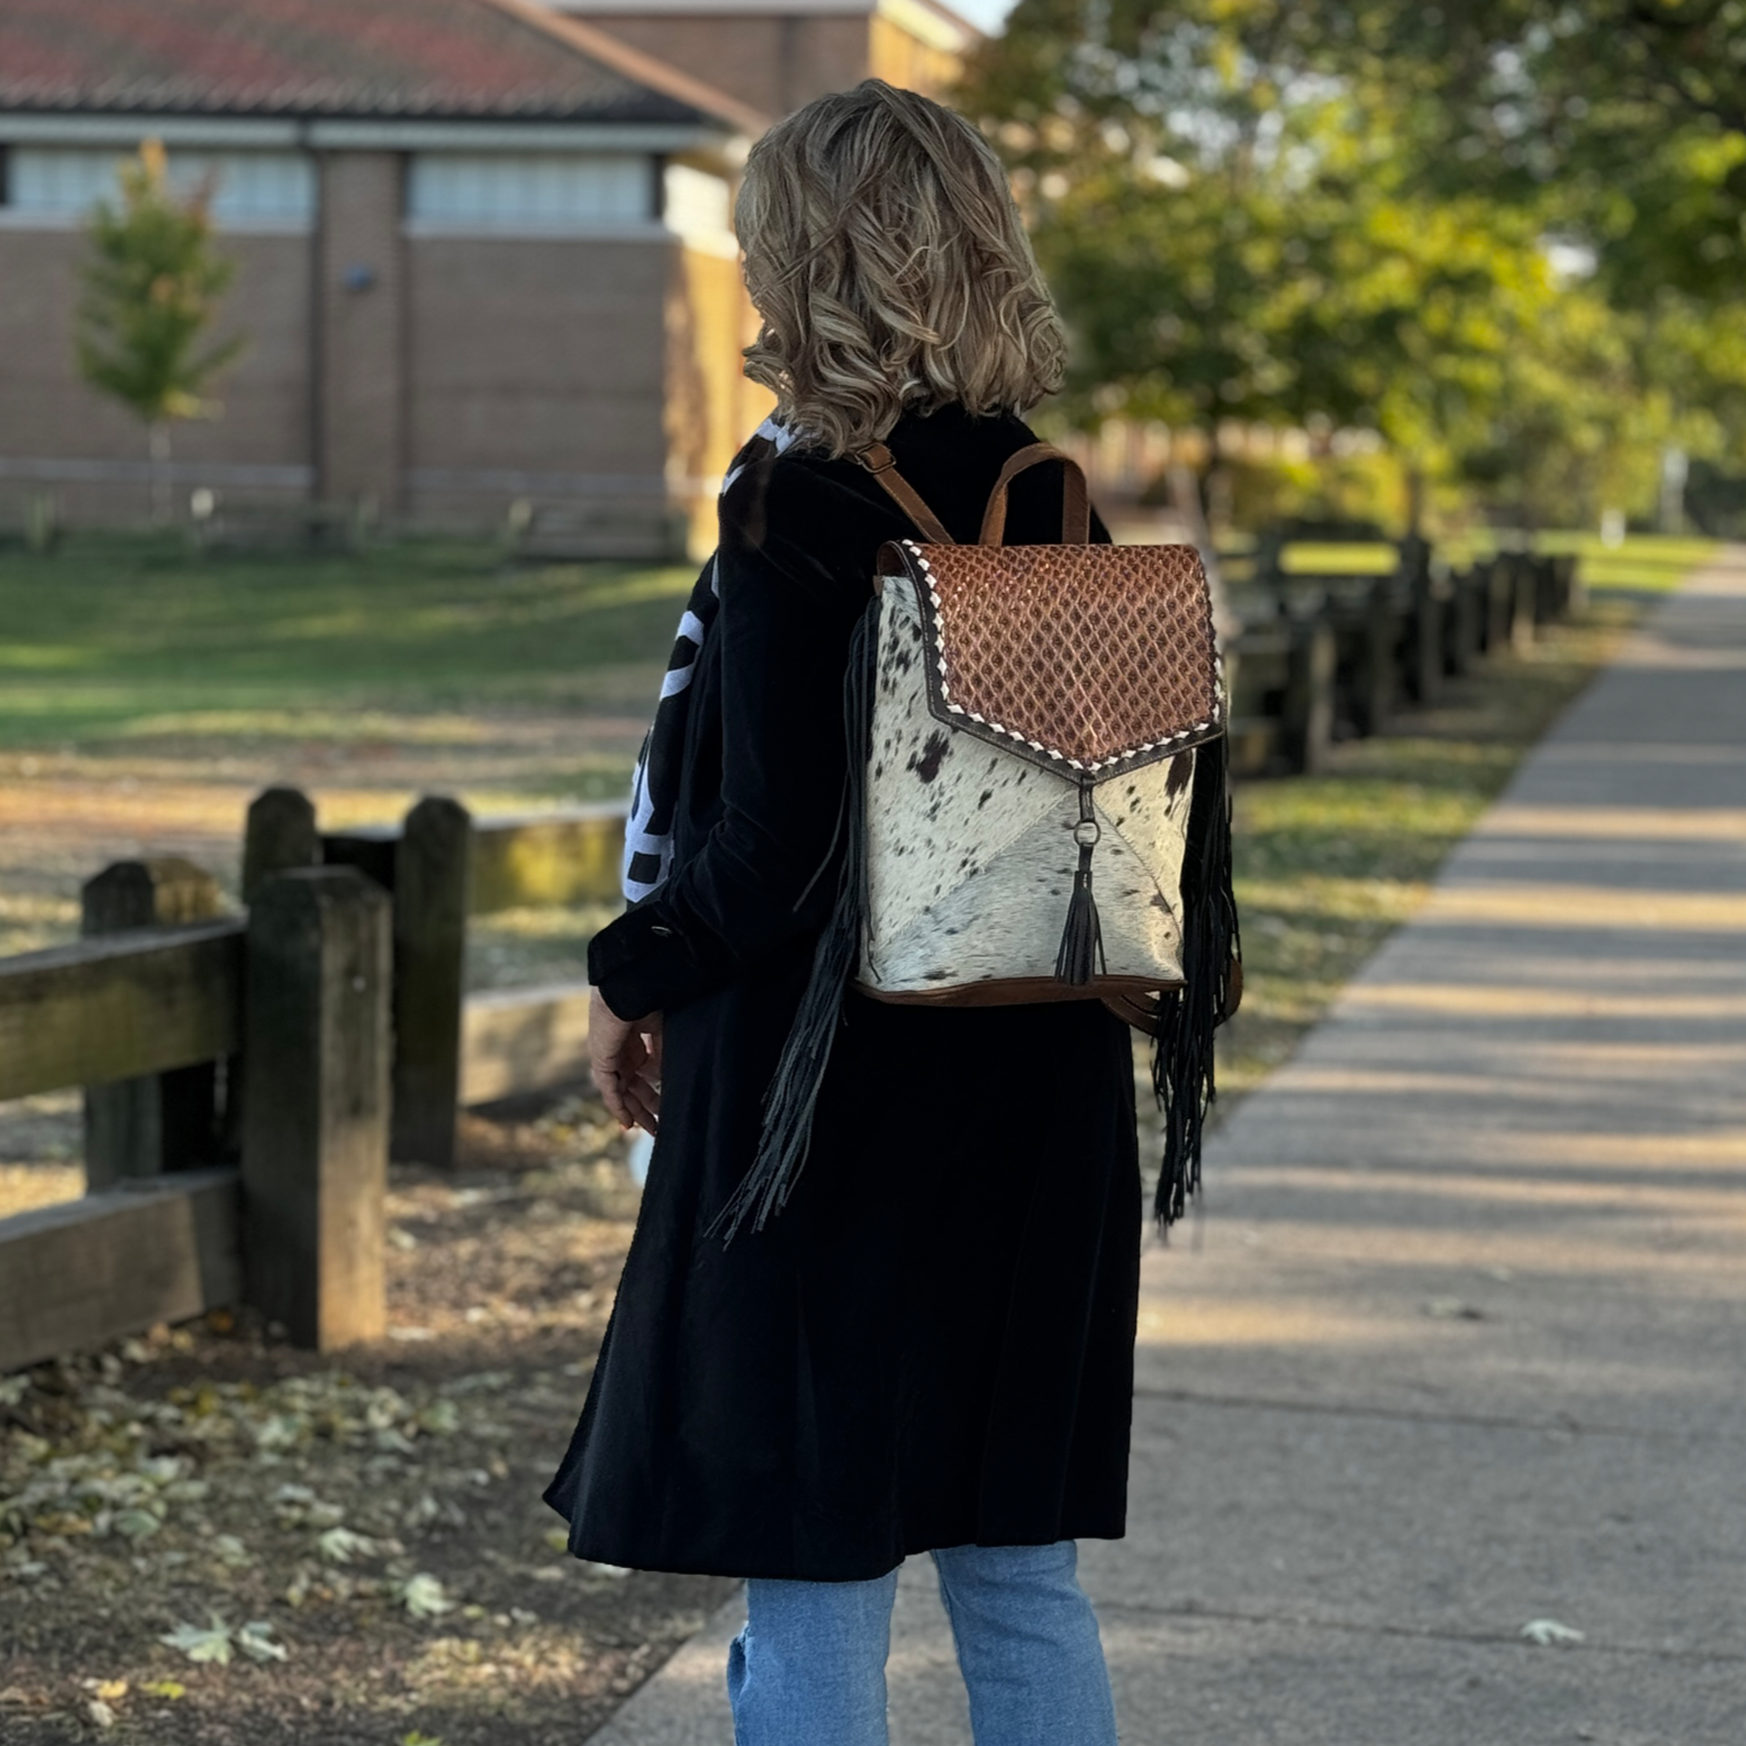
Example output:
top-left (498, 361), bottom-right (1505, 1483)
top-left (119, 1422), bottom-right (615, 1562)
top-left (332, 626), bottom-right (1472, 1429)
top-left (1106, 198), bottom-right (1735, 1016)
top-left (241, 867), bottom-right (390, 1350)
top-left (81, 859), bottom-right (225, 1187)
top-left (1484, 557), bottom-right (1514, 653)
top-left (1446, 569), bottom-right (1482, 676)
top-left (242, 787), bottom-right (321, 903)
top-left (1510, 555), bottom-right (1539, 651)
top-left (1283, 615), bottom-right (1336, 775)
top-left (234, 786), bottom-right (323, 1159)
top-left (1557, 553), bottom-right (1586, 617)
top-left (391, 797), bottom-right (472, 1169)
top-left (1532, 553), bottom-right (1570, 626)
top-left (1353, 577), bottom-right (1395, 737)
top-left (1398, 537), bottom-right (1441, 705)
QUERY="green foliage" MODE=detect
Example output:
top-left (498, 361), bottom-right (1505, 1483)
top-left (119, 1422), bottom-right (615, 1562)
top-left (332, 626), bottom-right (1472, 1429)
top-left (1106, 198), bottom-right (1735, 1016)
top-left (1213, 448), bottom-right (1411, 536)
top-left (75, 139), bottom-right (244, 431)
top-left (958, 0), bottom-right (1745, 525)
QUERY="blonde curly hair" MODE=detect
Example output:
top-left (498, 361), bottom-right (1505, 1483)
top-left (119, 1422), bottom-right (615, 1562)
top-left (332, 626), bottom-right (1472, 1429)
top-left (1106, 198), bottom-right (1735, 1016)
top-left (734, 79), bottom-right (1067, 459)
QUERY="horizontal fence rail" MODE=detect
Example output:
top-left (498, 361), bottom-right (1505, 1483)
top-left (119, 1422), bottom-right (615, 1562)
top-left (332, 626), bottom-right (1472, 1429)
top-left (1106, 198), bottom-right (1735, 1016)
top-left (0, 1169), bottom-right (242, 1374)
top-left (0, 920), bottom-right (243, 1103)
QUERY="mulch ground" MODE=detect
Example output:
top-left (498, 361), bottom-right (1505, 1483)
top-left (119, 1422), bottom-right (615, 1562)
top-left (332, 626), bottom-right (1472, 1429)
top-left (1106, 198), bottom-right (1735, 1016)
top-left (0, 1096), bottom-right (736, 1746)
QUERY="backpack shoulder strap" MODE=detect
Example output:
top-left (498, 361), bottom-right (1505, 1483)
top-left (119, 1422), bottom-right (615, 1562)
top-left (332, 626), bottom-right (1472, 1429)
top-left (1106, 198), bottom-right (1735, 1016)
top-left (856, 442), bottom-right (955, 545)
top-left (979, 443), bottom-right (1090, 546)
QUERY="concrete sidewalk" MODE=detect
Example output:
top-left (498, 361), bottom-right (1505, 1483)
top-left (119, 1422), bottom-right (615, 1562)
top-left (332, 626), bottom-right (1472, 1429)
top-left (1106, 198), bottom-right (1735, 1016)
top-left (590, 556), bottom-right (1746, 1745)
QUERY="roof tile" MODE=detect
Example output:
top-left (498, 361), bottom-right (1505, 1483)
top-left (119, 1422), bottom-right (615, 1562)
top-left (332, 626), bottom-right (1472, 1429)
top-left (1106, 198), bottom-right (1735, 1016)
top-left (0, 0), bottom-right (736, 125)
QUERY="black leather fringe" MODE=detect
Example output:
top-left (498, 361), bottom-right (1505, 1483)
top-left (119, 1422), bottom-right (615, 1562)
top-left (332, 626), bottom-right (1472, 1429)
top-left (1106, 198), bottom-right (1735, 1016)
top-left (1054, 849), bottom-right (1103, 984)
top-left (707, 593), bottom-right (883, 1246)
top-left (1054, 783), bottom-right (1105, 985)
top-left (1150, 730), bottom-right (1240, 1230)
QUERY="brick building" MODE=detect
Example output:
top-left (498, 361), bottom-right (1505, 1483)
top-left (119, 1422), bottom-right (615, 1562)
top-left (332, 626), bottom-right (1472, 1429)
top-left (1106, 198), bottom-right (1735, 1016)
top-left (559, 0), bottom-right (973, 120)
top-left (0, 0), bottom-right (976, 552)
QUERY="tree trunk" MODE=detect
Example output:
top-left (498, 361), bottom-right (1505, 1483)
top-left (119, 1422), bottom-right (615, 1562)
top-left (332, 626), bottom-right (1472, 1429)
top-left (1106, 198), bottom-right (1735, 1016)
top-left (149, 422), bottom-right (172, 526)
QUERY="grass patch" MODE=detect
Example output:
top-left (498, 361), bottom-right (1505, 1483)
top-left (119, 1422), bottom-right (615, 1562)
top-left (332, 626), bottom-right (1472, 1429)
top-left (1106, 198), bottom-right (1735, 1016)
top-left (1224, 531), bottom-right (1716, 593)
top-left (1528, 532), bottom-right (1717, 591)
top-left (0, 534), bottom-right (696, 751)
top-left (1436, 531), bottom-right (1716, 592)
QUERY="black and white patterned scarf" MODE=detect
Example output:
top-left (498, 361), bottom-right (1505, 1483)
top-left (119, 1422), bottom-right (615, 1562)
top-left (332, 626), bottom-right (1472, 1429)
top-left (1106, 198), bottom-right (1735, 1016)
top-left (621, 415), bottom-right (800, 901)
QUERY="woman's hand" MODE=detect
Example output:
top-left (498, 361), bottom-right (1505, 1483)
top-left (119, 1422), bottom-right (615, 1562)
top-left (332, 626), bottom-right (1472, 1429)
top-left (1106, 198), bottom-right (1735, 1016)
top-left (589, 989), bottom-right (663, 1136)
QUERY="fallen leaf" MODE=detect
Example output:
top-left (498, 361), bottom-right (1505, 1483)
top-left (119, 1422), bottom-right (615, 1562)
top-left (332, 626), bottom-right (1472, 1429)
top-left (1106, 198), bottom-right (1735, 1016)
top-left (237, 1620), bottom-right (288, 1663)
top-left (140, 1680), bottom-right (185, 1700)
top-left (415, 1400), bottom-right (459, 1436)
top-left (400, 1573), bottom-right (455, 1618)
top-left (1521, 1617), bottom-right (1585, 1646)
top-left (87, 1699), bottom-right (117, 1728)
top-left (317, 1526), bottom-right (378, 1565)
top-left (159, 1617), bottom-right (233, 1665)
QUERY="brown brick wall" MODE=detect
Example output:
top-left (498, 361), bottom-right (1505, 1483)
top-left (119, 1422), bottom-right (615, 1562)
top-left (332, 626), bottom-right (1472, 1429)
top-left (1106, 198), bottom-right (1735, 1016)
top-left (404, 233), bottom-right (675, 543)
top-left (315, 152), bottom-right (405, 514)
top-left (0, 225), bottom-right (311, 524)
top-left (579, 12), bottom-right (872, 115)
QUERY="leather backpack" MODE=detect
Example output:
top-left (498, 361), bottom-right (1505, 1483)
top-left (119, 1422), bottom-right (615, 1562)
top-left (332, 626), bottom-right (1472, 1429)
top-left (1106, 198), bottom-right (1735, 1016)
top-left (712, 440), bottom-right (1241, 1244)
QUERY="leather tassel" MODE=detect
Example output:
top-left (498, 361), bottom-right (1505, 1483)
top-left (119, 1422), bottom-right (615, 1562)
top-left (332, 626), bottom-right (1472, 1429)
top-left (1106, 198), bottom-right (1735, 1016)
top-left (707, 592), bottom-right (883, 1247)
top-left (1055, 783), bottom-right (1106, 986)
top-left (1055, 846), bottom-right (1103, 985)
top-left (1150, 733), bottom-right (1240, 1231)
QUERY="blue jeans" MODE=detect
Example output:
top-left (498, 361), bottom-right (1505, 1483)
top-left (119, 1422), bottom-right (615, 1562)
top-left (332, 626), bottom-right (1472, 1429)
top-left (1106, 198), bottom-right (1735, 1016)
top-left (725, 1540), bottom-right (1118, 1745)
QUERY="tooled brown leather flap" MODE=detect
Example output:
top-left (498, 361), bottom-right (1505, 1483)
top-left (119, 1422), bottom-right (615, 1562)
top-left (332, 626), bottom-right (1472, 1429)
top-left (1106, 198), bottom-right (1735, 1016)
top-left (884, 538), bottom-right (1223, 777)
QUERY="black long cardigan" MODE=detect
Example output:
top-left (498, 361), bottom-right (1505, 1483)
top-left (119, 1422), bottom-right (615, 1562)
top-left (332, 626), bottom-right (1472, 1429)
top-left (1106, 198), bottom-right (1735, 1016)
top-left (542, 404), bottom-right (1143, 1583)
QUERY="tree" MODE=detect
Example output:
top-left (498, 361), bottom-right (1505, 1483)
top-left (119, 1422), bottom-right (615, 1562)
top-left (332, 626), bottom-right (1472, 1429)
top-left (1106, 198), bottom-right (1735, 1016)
top-left (955, 0), bottom-right (1712, 526)
top-left (76, 140), bottom-right (245, 524)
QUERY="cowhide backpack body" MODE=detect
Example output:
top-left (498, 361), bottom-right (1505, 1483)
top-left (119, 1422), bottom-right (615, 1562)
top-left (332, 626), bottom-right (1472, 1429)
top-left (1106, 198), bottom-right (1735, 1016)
top-left (856, 441), bottom-right (1227, 1018)
top-left (711, 440), bottom-right (1242, 1246)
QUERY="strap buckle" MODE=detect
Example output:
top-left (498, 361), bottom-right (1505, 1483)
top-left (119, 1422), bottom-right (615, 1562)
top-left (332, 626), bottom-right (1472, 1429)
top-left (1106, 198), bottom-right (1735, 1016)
top-left (856, 442), bottom-right (896, 475)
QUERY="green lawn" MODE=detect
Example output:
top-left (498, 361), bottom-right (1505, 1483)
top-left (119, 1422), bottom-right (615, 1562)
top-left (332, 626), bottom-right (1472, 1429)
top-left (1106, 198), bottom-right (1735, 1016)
top-left (1424, 530), bottom-right (1716, 591)
top-left (0, 534), bottom-right (696, 773)
top-left (1229, 531), bottom-right (1718, 591)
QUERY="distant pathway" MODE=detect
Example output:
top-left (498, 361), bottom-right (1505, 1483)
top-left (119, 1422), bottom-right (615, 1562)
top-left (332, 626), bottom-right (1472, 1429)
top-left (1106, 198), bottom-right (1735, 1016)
top-left (588, 553), bottom-right (1746, 1745)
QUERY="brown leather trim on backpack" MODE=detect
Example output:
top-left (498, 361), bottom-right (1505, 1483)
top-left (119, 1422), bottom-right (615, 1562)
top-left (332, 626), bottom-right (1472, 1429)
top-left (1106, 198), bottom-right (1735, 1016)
top-left (852, 972), bottom-right (1181, 1010)
top-left (856, 439), bottom-right (1090, 548)
top-left (856, 443), bottom-right (956, 545)
top-left (978, 443), bottom-right (1090, 546)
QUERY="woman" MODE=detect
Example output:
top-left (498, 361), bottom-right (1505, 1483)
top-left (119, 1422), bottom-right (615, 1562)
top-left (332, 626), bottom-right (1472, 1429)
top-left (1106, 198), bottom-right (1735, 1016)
top-left (545, 81), bottom-right (1139, 1745)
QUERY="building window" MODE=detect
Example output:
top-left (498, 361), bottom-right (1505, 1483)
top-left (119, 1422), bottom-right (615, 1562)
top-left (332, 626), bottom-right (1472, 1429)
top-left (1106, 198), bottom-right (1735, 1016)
top-left (406, 153), bottom-right (653, 230)
top-left (0, 147), bottom-right (314, 226)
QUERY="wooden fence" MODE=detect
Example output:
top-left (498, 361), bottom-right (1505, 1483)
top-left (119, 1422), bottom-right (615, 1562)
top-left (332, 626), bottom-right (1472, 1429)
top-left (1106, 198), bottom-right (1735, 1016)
top-left (0, 795), bottom-right (623, 1371)
top-left (1222, 542), bottom-right (1580, 776)
top-left (1, 869), bottom-right (390, 1371)
top-left (0, 530), bottom-right (1582, 1374)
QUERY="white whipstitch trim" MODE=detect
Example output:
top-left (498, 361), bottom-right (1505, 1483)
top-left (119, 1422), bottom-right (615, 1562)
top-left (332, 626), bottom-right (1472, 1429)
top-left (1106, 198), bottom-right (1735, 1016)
top-left (904, 539), bottom-right (1225, 773)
